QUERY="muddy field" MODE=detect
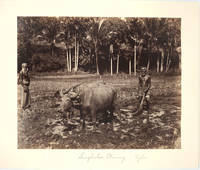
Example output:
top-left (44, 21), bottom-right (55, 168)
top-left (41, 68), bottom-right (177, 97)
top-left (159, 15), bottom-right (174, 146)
top-left (18, 74), bottom-right (181, 149)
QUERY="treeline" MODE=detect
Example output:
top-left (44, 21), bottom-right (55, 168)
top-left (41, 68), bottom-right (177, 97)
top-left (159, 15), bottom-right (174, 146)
top-left (17, 17), bottom-right (181, 74)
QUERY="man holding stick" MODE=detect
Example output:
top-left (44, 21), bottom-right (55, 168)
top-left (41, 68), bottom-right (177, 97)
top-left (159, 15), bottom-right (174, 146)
top-left (136, 67), bottom-right (151, 115)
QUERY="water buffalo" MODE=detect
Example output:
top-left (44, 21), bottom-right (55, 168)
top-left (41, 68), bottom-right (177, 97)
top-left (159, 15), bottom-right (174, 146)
top-left (59, 82), bottom-right (118, 130)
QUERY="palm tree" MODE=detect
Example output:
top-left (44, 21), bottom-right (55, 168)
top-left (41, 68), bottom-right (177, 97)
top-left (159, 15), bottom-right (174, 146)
top-left (85, 17), bottom-right (106, 75)
top-left (125, 18), bottom-right (146, 75)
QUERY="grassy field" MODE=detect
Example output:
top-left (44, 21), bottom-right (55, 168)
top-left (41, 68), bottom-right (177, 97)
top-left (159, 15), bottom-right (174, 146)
top-left (18, 73), bottom-right (181, 149)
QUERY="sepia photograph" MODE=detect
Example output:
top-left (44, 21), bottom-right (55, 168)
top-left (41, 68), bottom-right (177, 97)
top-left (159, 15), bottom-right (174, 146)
top-left (0, 0), bottom-right (199, 169)
top-left (17, 16), bottom-right (181, 149)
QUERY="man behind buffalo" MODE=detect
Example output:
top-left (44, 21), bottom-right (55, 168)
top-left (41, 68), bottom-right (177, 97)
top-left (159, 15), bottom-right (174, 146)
top-left (137, 67), bottom-right (151, 114)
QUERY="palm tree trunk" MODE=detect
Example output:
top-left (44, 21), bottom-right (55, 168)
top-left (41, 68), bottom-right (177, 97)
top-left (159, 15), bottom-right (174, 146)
top-left (129, 58), bottom-right (131, 75)
top-left (157, 55), bottom-right (160, 73)
top-left (166, 59), bottom-right (171, 72)
top-left (134, 45), bottom-right (137, 76)
top-left (110, 54), bottom-right (113, 76)
top-left (165, 51), bottom-right (169, 72)
top-left (116, 53), bottom-right (119, 75)
top-left (77, 41), bottom-right (79, 71)
top-left (160, 48), bottom-right (164, 72)
top-left (166, 49), bottom-right (171, 72)
top-left (74, 35), bottom-right (77, 71)
top-left (66, 49), bottom-right (69, 72)
top-left (178, 53), bottom-right (181, 71)
top-left (89, 48), bottom-right (92, 71)
top-left (69, 48), bottom-right (72, 72)
top-left (51, 43), bottom-right (54, 58)
top-left (110, 44), bottom-right (113, 76)
top-left (95, 41), bottom-right (100, 75)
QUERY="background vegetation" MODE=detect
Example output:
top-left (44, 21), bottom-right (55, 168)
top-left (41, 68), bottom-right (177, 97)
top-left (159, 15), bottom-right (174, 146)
top-left (17, 17), bottom-right (181, 75)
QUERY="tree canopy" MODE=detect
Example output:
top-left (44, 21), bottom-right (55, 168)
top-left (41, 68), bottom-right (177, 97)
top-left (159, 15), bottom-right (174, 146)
top-left (17, 17), bottom-right (181, 74)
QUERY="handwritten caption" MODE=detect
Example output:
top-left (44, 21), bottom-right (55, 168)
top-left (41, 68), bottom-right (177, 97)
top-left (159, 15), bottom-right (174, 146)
top-left (78, 152), bottom-right (147, 164)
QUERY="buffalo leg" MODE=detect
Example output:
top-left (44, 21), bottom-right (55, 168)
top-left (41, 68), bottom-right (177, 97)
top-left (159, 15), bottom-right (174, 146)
top-left (80, 109), bottom-right (83, 120)
top-left (114, 105), bottom-right (121, 121)
top-left (80, 109), bottom-right (86, 130)
top-left (103, 111), bottom-right (108, 123)
top-left (91, 109), bottom-right (97, 131)
top-left (82, 113), bottom-right (85, 130)
top-left (109, 107), bottom-right (114, 130)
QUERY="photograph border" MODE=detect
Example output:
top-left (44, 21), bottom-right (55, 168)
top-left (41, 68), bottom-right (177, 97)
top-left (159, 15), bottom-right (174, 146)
top-left (0, 0), bottom-right (199, 169)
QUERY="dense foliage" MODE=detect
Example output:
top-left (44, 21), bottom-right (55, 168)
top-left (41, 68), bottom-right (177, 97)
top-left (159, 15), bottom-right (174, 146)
top-left (17, 17), bottom-right (181, 74)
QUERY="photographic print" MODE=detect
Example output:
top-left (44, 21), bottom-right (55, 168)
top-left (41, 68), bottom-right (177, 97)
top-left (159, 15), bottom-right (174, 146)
top-left (17, 16), bottom-right (181, 149)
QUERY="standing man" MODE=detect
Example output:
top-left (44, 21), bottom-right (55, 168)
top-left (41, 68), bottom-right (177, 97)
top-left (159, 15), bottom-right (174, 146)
top-left (18, 63), bottom-right (31, 110)
top-left (136, 67), bottom-right (151, 114)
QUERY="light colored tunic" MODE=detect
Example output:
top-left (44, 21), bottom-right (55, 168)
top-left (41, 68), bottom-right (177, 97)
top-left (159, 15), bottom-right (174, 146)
top-left (17, 71), bottom-right (31, 109)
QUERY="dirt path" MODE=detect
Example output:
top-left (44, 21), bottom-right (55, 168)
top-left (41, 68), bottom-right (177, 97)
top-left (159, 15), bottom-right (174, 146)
top-left (32, 73), bottom-right (98, 80)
